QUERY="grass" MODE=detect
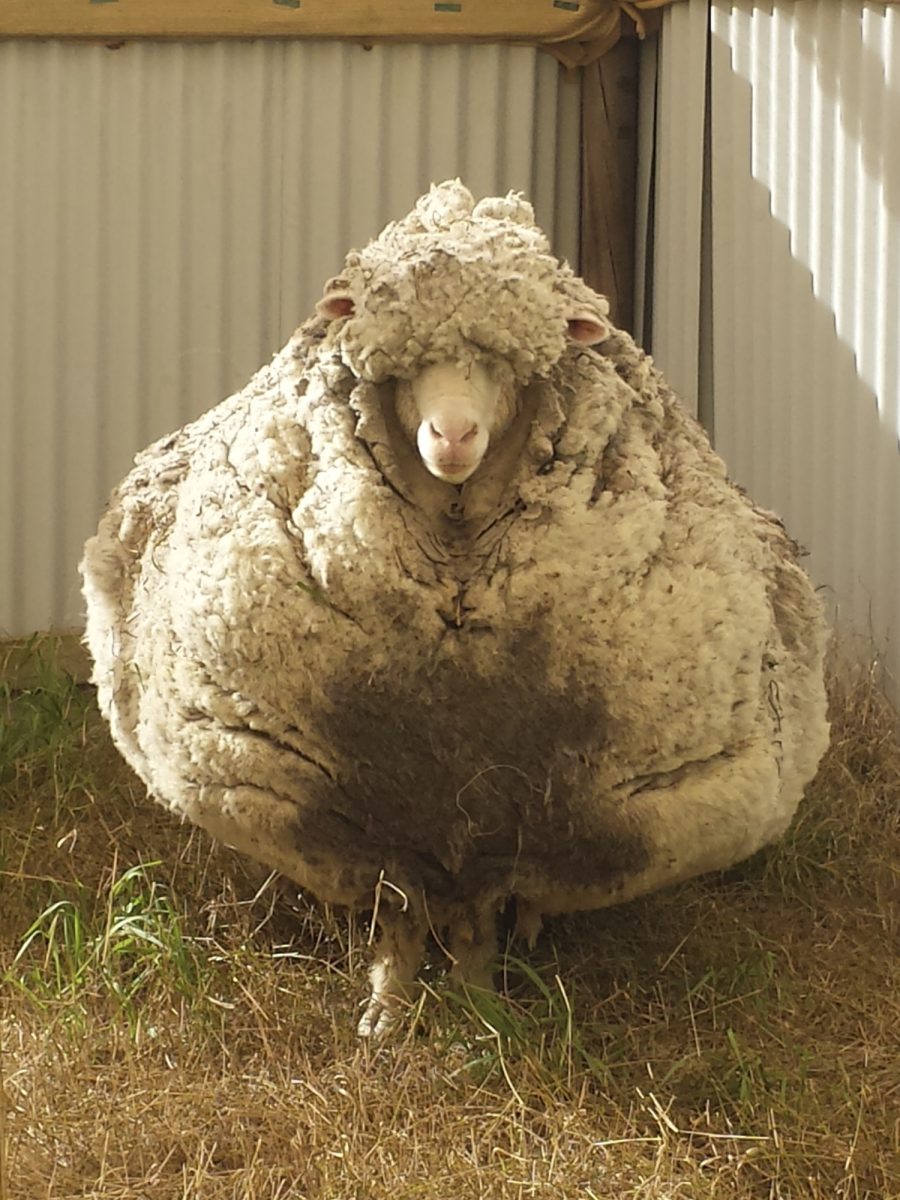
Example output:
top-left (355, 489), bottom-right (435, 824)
top-left (1, 638), bottom-right (899, 1199)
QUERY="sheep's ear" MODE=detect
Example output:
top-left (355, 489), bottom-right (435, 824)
top-left (317, 291), bottom-right (355, 321)
top-left (566, 313), bottom-right (610, 345)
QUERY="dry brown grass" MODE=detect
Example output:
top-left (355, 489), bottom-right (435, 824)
top-left (1, 641), bottom-right (898, 1199)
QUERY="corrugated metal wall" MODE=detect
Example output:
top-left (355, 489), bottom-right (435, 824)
top-left (650, 1), bottom-right (900, 697)
top-left (0, 39), bottom-right (580, 636)
top-left (647, 0), bottom-right (710, 416)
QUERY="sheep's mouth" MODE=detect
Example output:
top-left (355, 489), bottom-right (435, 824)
top-left (423, 457), bottom-right (480, 484)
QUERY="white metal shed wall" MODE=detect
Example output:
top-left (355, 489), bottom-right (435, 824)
top-left (649, 1), bottom-right (900, 696)
top-left (0, 39), bottom-right (580, 636)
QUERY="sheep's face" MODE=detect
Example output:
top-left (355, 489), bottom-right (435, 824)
top-left (314, 180), bottom-right (612, 483)
top-left (394, 360), bottom-right (512, 484)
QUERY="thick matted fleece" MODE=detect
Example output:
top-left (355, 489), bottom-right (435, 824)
top-left (81, 181), bottom-right (829, 1022)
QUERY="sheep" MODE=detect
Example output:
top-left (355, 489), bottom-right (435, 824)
top-left (81, 180), bottom-right (830, 1038)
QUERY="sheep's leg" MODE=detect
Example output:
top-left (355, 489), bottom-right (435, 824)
top-left (448, 906), bottom-right (499, 995)
top-left (513, 896), bottom-right (543, 950)
top-left (358, 910), bottom-right (425, 1039)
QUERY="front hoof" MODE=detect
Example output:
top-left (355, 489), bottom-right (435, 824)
top-left (358, 895), bottom-right (425, 1039)
top-left (357, 996), bottom-right (400, 1040)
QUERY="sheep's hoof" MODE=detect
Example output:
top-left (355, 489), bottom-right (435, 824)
top-left (451, 962), bottom-right (496, 995)
top-left (357, 915), bottom-right (424, 1039)
top-left (357, 996), bottom-right (399, 1040)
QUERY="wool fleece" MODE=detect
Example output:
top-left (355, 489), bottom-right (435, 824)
top-left (81, 180), bottom-right (830, 1036)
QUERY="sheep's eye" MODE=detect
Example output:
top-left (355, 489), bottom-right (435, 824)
top-left (472, 354), bottom-right (503, 381)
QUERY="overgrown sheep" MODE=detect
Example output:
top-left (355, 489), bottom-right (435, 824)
top-left (81, 180), bottom-right (830, 1037)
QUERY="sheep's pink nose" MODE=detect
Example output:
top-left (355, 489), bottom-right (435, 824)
top-left (427, 418), bottom-right (479, 448)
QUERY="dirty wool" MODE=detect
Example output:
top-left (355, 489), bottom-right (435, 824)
top-left (81, 181), bottom-right (830, 1036)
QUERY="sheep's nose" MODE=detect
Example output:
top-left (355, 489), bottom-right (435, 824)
top-left (427, 419), bottom-right (479, 447)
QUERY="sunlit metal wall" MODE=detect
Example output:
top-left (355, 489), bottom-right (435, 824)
top-left (0, 39), bottom-right (580, 635)
top-left (650, 2), bottom-right (900, 695)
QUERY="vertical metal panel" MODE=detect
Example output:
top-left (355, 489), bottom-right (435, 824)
top-left (650, 0), bottom-right (710, 414)
top-left (634, 30), bottom-right (658, 345)
top-left (0, 40), bottom-right (579, 636)
top-left (706, 1), bottom-right (900, 693)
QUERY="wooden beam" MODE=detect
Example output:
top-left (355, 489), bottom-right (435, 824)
top-left (580, 33), bottom-right (639, 330)
top-left (0, 0), bottom-right (620, 44)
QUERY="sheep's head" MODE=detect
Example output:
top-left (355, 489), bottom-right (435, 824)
top-left (316, 180), bottom-right (610, 484)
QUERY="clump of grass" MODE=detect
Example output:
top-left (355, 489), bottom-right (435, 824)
top-left (0, 637), bottom-right (94, 799)
top-left (421, 954), bottom-right (608, 1095)
top-left (7, 858), bottom-right (208, 1035)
